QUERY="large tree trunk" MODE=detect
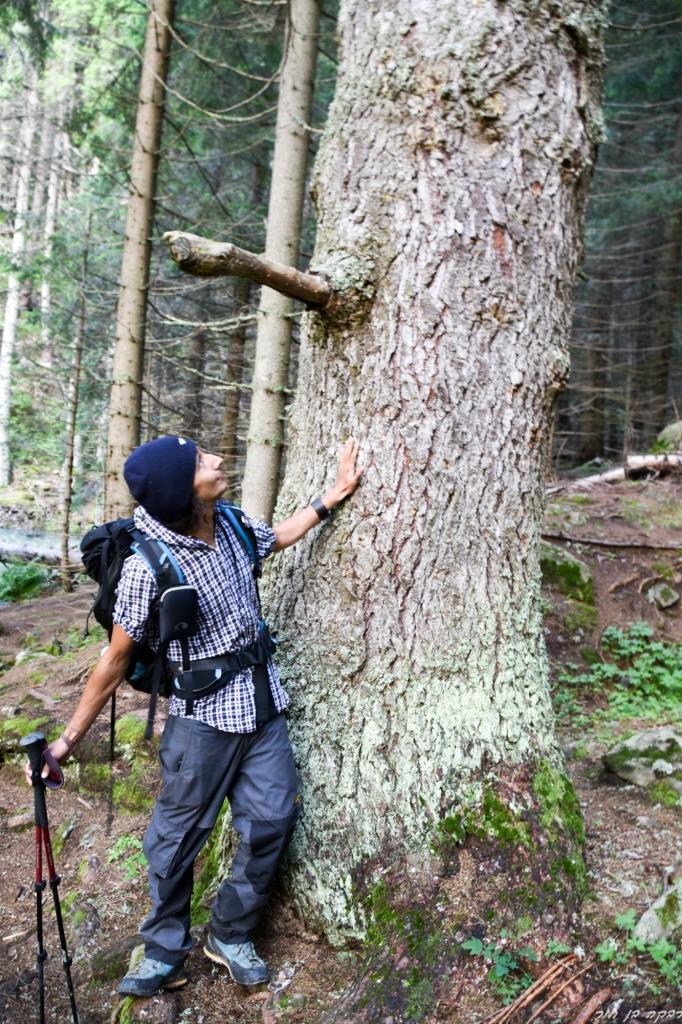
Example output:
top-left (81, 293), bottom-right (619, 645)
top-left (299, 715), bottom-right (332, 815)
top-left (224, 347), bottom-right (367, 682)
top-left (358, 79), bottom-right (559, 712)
top-left (240, 0), bottom-right (321, 520)
top-left (261, 0), bottom-right (606, 1004)
top-left (0, 72), bottom-right (38, 486)
top-left (104, 0), bottom-right (173, 518)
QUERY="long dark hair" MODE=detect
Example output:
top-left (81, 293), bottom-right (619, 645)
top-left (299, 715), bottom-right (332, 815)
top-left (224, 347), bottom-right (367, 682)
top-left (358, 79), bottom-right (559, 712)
top-left (160, 495), bottom-right (208, 536)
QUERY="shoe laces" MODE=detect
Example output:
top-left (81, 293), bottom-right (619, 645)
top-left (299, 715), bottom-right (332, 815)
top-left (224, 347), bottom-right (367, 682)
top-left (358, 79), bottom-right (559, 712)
top-left (130, 957), bottom-right (174, 979)
top-left (234, 942), bottom-right (264, 968)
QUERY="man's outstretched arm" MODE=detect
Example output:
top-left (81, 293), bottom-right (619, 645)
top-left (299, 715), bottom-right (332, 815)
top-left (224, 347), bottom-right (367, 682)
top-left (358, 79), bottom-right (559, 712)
top-left (24, 624), bottom-right (136, 782)
top-left (273, 438), bottom-right (364, 552)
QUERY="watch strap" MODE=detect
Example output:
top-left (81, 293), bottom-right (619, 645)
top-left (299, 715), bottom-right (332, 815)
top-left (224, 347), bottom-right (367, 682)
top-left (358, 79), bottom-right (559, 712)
top-left (310, 497), bottom-right (330, 521)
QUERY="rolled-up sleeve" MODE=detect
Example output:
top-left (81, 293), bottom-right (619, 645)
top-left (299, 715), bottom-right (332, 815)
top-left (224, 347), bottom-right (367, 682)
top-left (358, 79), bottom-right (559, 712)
top-left (112, 555), bottom-right (158, 642)
top-left (243, 512), bottom-right (276, 561)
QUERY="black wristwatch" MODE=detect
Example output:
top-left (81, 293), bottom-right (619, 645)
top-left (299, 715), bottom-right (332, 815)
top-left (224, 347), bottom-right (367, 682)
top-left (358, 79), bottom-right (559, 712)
top-left (310, 497), bottom-right (330, 521)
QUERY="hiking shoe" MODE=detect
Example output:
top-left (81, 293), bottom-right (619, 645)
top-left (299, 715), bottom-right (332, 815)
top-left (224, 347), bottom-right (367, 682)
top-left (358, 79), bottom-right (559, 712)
top-left (118, 956), bottom-right (188, 996)
top-left (203, 933), bottom-right (270, 986)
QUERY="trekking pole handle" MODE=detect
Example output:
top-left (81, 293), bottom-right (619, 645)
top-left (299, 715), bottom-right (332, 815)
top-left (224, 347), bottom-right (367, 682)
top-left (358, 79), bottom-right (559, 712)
top-left (21, 732), bottom-right (64, 791)
top-left (21, 731), bottom-right (47, 783)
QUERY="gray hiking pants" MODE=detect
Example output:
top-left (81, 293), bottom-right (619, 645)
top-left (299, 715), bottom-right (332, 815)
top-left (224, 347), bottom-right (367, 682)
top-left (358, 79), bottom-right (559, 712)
top-left (140, 712), bottom-right (299, 965)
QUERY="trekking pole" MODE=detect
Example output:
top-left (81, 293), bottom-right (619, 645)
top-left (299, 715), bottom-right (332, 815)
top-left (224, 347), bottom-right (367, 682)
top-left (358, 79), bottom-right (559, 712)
top-left (21, 732), bottom-right (80, 1024)
top-left (109, 691), bottom-right (116, 762)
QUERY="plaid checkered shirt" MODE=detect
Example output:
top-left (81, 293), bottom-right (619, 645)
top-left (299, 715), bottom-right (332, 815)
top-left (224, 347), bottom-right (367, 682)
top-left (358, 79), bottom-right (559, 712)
top-left (112, 502), bottom-right (289, 733)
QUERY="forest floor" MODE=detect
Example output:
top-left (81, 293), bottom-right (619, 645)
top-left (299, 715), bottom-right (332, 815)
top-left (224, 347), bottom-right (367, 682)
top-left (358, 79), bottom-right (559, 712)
top-left (0, 474), bottom-right (680, 1024)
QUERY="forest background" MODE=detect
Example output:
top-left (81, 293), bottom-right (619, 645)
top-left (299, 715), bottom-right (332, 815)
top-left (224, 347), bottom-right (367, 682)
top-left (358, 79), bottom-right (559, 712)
top-left (0, 2), bottom-right (681, 1023)
top-left (0, 0), bottom-right (680, 551)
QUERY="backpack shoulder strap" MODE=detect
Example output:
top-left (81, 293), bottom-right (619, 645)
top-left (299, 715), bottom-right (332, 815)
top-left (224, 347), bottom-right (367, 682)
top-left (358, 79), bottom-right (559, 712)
top-left (218, 503), bottom-right (262, 579)
top-left (129, 531), bottom-right (186, 593)
top-left (128, 530), bottom-right (191, 741)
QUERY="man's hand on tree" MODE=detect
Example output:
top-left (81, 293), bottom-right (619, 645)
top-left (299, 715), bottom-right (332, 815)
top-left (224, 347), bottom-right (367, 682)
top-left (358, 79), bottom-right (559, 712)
top-left (273, 438), bottom-right (364, 551)
top-left (326, 437), bottom-right (365, 506)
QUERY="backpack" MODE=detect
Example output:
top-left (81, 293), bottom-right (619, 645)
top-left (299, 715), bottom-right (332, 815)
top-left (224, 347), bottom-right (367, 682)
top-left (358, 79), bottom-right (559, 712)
top-left (80, 503), bottom-right (262, 751)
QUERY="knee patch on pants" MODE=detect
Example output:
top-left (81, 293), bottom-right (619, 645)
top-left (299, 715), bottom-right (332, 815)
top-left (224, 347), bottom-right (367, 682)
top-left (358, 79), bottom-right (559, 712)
top-left (243, 810), bottom-right (298, 895)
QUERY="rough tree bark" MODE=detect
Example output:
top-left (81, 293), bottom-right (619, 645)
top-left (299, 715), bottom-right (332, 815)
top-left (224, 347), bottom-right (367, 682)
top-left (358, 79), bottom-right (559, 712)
top-left (241, 0), bottom-right (321, 520)
top-left (256, 0), bottom-right (606, 1014)
top-left (0, 71), bottom-right (38, 486)
top-left (104, 0), bottom-right (173, 518)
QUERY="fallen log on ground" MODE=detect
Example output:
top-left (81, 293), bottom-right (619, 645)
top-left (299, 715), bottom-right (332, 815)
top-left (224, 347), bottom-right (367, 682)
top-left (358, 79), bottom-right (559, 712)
top-left (548, 454), bottom-right (682, 492)
top-left (0, 545), bottom-right (80, 566)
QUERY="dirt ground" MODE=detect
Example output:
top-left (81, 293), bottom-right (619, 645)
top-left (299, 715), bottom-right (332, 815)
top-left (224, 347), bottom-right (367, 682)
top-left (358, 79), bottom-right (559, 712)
top-left (0, 474), bottom-right (680, 1024)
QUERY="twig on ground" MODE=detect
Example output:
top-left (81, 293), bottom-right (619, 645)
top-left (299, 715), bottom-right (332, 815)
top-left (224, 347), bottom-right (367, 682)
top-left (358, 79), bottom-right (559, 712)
top-left (261, 995), bottom-right (277, 1024)
top-left (569, 988), bottom-right (612, 1024)
top-left (608, 572), bottom-right (640, 593)
top-left (524, 962), bottom-right (593, 1023)
top-left (1, 924), bottom-right (36, 945)
top-left (637, 575), bottom-right (658, 593)
top-left (482, 954), bottom-right (577, 1024)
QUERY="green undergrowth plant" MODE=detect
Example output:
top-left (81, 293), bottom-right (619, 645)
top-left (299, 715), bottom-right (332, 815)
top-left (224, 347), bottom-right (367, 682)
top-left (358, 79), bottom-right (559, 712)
top-left (358, 767), bottom-right (587, 1021)
top-left (594, 909), bottom-right (682, 995)
top-left (553, 622), bottom-right (682, 724)
top-left (460, 931), bottom-right (538, 1003)
top-left (0, 560), bottom-right (50, 602)
top-left (106, 835), bottom-right (147, 880)
top-left (58, 624), bottom-right (106, 655)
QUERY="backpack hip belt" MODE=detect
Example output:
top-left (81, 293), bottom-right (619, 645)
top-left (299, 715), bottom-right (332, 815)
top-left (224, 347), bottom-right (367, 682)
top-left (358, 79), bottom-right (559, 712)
top-left (169, 620), bottom-right (276, 715)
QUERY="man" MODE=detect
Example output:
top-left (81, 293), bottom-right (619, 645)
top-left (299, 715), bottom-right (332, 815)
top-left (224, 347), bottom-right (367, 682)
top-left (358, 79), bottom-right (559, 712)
top-left (26, 434), bottom-right (363, 996)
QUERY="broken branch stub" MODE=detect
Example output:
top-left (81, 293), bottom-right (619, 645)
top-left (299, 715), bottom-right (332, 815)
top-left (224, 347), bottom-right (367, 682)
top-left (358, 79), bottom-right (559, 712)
top-left (163, 231), bottom-right (332, 308)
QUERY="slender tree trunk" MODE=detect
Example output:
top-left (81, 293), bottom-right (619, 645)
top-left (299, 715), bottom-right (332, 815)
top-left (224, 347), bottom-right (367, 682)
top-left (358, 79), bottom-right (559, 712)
top-left (221, 277), bottom-right (251, 489)
top-left (648, 111), bottom-right (682, 439)
top-left (104, 0), bottom-right (174, 518)
top-left (21, 102), bottom-right (54, 313)
top-left (73, 431), bottom-right (82, 478)
top-left (577, 278), bottom-right (611, 463)
top-left (0, 73), bottom-right (38, 486)
top-left (61, 217), bottom-right (90, 591)
top-left (0, 99), bottom-right (15, 211)
top-left (582, 338), bottom-right (608, 463)
top-left (40, 102), bottom-right (66, 368)
top-left (240, 0), bottom-right (321, 520)
top-left (144, 343), bottom-right (156, 443)
top-left (185, 328), bottom-right (206, 438)
top-left (257, 2), bottom-right (606, 1009)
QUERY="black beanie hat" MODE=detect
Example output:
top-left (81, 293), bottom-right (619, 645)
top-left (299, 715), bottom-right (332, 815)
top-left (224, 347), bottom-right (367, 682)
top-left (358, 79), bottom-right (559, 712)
top-left (123, 435), bottom-right (198, 523)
